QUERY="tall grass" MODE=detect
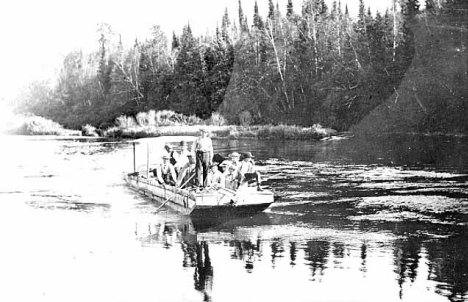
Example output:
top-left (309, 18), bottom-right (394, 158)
top-left (256, 124), bottom-right (336, 140)
top-left (6, 115), bottom-right (80, 136)
top-left (105, 110), bottom-right (336, 140)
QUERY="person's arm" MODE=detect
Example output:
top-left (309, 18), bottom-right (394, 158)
top-left (208, 139), bottom-right (214, 165)
top-left (169, 165), bottom-right (177, 184)
top-left (156, 166), bottom-right (164, 184)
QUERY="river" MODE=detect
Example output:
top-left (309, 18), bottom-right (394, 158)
top-left (1, 133), bottom-right (467, 302)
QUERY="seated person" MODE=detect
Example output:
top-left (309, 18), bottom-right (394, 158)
top-left (154, 154), bottom-right (177, 186)
top-left (206, 163), bottom-right (225, 188)
top-left (239, 152), bottom-right (263, 191)
top-left (176, 154), bottom-right (196, 188)
top-left (222, 162), bottom-right (240, 191)
top-left (228, 152), bottom-right (242, 171)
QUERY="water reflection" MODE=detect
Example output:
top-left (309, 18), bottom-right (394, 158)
top-left (4, 135), bottom-right (468, 301)
top-left (133, 215), bottom-right (468, 302)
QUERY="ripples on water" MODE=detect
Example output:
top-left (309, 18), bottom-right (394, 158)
top-left (0, 134), bottom-right (467, 302)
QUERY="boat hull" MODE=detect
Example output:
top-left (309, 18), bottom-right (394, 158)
top-left (124, 174), bottom-right (274, 217)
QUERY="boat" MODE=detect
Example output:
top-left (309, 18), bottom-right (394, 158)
top-left (124, 136), bottom-right (275, 217)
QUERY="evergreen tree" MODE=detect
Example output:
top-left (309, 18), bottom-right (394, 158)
top-left (238, 0), bottom-right (248, 32)
top-left (402, 0), bottom-right (420, 17)
top-left (268, 0), bottom-right (275, 19)
top-left (172, 32), bottom-right (180, 50)
top-left (253, 1), bottom-right (264, 29)
top-left (221, 8), bottom-right (231, 43)
top-left (286, 0), bottom-right (294, 17)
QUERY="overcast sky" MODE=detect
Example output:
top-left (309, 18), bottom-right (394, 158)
top-left (0, 0), bottom-right (396, 104)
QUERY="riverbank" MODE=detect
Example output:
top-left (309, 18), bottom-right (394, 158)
top-left (104, 124), bottom-right (336, 140)
top-left (3, 112), bottom-right (336, 140)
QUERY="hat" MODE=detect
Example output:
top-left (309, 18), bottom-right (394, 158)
top-left (242, 152), bottom-right (254, 159)
top-left (219, 160), bottom-right (230, 167)
top-left (229, 152), bottom-right (240, 158)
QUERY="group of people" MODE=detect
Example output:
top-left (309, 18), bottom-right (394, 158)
top-left (152, 128), bottom-right (263, 192)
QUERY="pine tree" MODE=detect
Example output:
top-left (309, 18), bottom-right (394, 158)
top-left (172, 32), bottom-right (180, 50)
top-left (402, 0), bottom-right (420, 17)
top-left (268, 0), bottom-right (275, 19)
top-left (253, 1), bottom-right (264, 29)
top-left (238, 0), bottom-right (248, 32)
top-left (221, 8), bottom-right (231, 43)
top-left (286, 0), bottom-right (294, 17)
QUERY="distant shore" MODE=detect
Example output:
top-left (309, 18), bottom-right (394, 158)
top-left (4, 115), bottom-right (336, 141)
top-left (104, 124), bottom-right (337, 140)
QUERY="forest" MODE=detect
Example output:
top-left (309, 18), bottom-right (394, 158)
top-left (13, 0), bottom-right (468, 133)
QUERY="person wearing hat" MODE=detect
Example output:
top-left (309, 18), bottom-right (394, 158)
top-left (226, 152), bottom-right (242, 174)
top-left (223, 161), bottom-right (240, 190)
top-left (176, 153), bottom-right (196, 188)
top-left (194, 128), bottom-right (213, 189)
top-left (174, 140), bottom-right (191, 174)
top-left (206, 162), bottom-right (225, 188)
top-left (238, 152), bottom-right (263, 191)
top-left (155, 154), bottom-right (177, 186)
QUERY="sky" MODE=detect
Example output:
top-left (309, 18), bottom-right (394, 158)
top-left (0, 0), bottom-right (395, 107)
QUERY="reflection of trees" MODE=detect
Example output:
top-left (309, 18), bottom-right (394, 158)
top-left (290, 242), bottom-right (297, 266)
top-left (230, 239), bottom-right (262, 273)
top-left (270, 239), bottom-right (285, 268)
top-left (393, 239), bottom-right (421, 300)
top-left (426, 234), bottom-right (468, 302)
top-left (181, 240), bottom-right (214, 302)
top-left (304, 240), bottom-right (330, 280)
top-left (360, 243), bottom-right (367, 273)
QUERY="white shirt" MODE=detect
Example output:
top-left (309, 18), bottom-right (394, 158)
top-left (195, 137), bottom-right (213, 153)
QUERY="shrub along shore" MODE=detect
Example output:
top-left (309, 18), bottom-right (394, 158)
top-left (6, 110), bottom-right (337, 140)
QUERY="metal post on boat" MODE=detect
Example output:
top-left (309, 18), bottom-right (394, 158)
top-left (146, 142), bottom-right (150, 179)
top-left (132, 142), bottom-right (136, 173)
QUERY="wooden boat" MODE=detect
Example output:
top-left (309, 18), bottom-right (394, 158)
top-left (124, 136), bottom-right (275, 217)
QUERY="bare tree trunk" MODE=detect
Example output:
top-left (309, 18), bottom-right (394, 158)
top-left (393, 0), bottom-right (397, 62)
top-left (265, 20), bottom-right (291, 110)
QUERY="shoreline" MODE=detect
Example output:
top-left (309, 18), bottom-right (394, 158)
top-left (103, 124), bottom-right (337, 141)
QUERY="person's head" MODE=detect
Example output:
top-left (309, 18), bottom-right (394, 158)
top-left (242, 152), bottom-right (254, 162)
top-left (229, 152), bottom-right (241, 162)
top-left (164, 144), bottom-right (172, 152)
top-left (187, 154), bottom-right (195, 165)
top-left (180, 141), bottom-right (187, 149)
top-left (219, 160), bottom-right (229, 172)
top-left (210, 163), bottom-right (219, 172)
top-left (199, 128), bottom-right (207, 137)
top-left (228, 165), bottom-right (236, 174)
top-left (162, 154), bottom-right (170, 164)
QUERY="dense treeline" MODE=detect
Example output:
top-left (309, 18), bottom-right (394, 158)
top-left (13, 0), bottom-right (466, 132)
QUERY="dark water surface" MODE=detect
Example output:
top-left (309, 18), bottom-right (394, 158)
top-left (1, 133), bottom-right (468, 302)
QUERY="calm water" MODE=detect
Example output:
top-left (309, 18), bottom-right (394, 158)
top-left (1, 133), bottom-right (468, 302)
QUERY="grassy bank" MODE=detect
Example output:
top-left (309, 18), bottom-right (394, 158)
top-left (105, 124), bottom-right (336, 140)
top-left (102, 110), bottom-right (336, 140)
top-left (103, 111), bottom-right (336, 140)
top-left (3, 110), bottom-right (337, 140)
top-left (4, 115), bottom-right (81, 136)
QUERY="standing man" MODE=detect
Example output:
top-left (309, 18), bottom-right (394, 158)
top-left (194, 128), bottom-right (213, 190)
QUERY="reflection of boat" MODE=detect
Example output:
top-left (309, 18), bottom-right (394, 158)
top-left (136, 212), bottom-right (272, 245)
top-left (124, 136), bottom-right (275, 217)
